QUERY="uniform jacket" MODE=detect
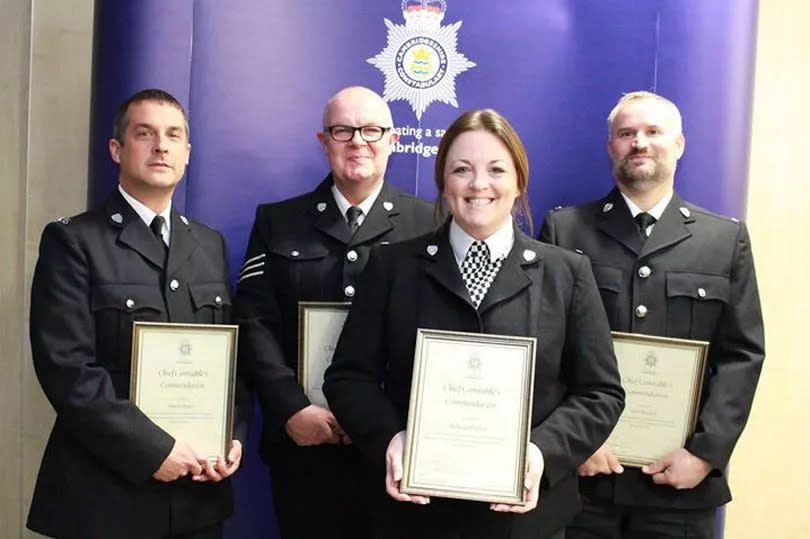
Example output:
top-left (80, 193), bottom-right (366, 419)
top-left (234, 175), bottom-right (435, 450)
top-left (539, 188), bottom-right (765, 509)
top-left (323, 222), bottom-right (625, 537)
top-left (27, 190), bottom-right (247, 539)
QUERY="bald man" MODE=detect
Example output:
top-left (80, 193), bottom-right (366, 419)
top-left (235, 86), bottom-right (434, 538)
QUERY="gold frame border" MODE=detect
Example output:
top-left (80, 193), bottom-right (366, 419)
top-left (130, 321), bottom-right (239, 460)
top-left (401, 328), bottom-right (537, 505)
top-left (298, 301), bottom-right (352, 401)
top-left (610, 331), bottom-right (709, 467)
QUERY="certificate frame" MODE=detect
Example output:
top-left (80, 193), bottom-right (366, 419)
top-left (130, 321), bottom-right (238, 461)
top-left (298, 301), bottom-right (351, 408)
top-left (401, 328), bottom-right (536, 504)
top-left (609, 331), bottom-right (709, 467)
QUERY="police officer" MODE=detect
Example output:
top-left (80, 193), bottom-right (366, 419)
top-left (27, 89), bottom-right (246, 539)
top-left (234, 86), bottom-right (434, 538)
top-left (540, 91), bottom-right (765, 538)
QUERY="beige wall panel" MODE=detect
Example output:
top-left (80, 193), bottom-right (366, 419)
top-left (0, 0), bottom-right (32, 535)
top-left (726, 1), bottom-right (810, 537)
top-left (18, 0), bottom-right (95, 537)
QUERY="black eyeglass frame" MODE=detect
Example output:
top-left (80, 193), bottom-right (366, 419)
top-left (324, 125), bottom-right (393, 142)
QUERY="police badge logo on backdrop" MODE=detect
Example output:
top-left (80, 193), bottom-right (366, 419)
top-left (369, 0), bottom-right (476, 158)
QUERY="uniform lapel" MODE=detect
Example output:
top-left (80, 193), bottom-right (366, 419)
top-left (166, 209), bottom-right (200, 276)
top-left (110, 191), bottom-right (167, 268)
top-left (639, 192), bottom-right (693, 259)
top-left (596, 188), bottom-right (644, 255)
top-left (310, 175), bottom-right (353, 245)
top-left (421, 223), bottom-right (470, 306)
top-left (478, 231), bottom-right (538, 314)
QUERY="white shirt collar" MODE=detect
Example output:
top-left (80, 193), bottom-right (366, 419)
top-left (620, 189), bottom-right (673, 221)
top-left (449, 218), bottom-right (515, 268)
top-left (331, 179), bottom-right (384, 226)
top-left (118, 184), bottom-right (171, 244)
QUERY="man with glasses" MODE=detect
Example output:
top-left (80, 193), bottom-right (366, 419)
top-left (235, 86), bottom-right (434, 538)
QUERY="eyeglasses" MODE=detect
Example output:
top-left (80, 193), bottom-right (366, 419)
top-left (324, 125), bottom-right (392, 143)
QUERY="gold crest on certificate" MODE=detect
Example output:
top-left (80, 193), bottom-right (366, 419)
top-left (130, 322), bottom-right (238, 462)
top-left (401, 329), bottom-right (536, 504)
top-left (608, 332), bottom-right (708, 466)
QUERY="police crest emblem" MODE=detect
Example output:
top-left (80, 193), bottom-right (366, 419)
top-left (368, 0), bottom-right (476, 120)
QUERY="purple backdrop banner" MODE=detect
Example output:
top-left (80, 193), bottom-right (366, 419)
top-left (90, 1), bottom-right (758, 537)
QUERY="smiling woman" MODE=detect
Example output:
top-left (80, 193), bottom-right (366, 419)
top-left (433, 109), bottom-right (533, 238)
top-left (440, 129), bottom-right (520, 240)
top-left (324, 108), bottom-right (625, 539)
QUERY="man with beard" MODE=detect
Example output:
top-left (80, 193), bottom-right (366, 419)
top-left (539, 91), bottom-right (764, 538)
top-left (234, 86), bottom-right (434, 538)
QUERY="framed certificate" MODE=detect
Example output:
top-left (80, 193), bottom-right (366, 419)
top-left (130, 322), bottom-right (238, 462)
top-left (298, 302), bottom-right (351, 408)
top-left (401, 329), bottom-right (536, 504)
top-left (608, 332), bottom-right (709, 467)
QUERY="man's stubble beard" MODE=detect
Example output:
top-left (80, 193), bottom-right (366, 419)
top-left (612, 152), bottom-right (672, 192)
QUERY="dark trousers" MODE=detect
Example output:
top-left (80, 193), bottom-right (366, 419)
top-left (377, 525), bottom-right (565, 539)
top-left (268, 441), bottom-right (374, 539)
top-left (373, 496), bottom-right (567, 539)
top-left (54, 522), bottom-right (222, 539)
top-left (566, 498), bottom-right (715, 539)
top-left (170, 522), bottom-right (223, 539)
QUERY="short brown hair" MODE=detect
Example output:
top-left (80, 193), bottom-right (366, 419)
top-left (113, 88), bottom-right (189, 144)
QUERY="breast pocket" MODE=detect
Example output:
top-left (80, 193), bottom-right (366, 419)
top-left (269, 244), bottom-right (330, 298)
top-left (91, 284), bottom-right (164, 369)
top-left (188, 282), bottom-right (232, 324)
top-left (591, 263), bottom-right (623, 325)
top-left (665, 272), bottom-right (730, 339)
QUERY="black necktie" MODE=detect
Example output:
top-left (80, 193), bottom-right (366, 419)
top-left (346, 206), bottom-right (363, 234)
top-left (149, 215), bottom-right (166, 241)
top-left (150, 215), bottom-right (168, 261)
top-left (635, 212), bottom-right (656, 240)
top-left (150, 215), bottom-right (166, 241)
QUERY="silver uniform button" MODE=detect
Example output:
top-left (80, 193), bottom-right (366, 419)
top-left (125, 298), bottom-right (135, 309)
top-left (634, 305), bottom-right (648, 318)
top-left (346, 250), bottom-right (358, 262)
top-left (215, 295), bottom-right (222, 305)
top-left (169, 279), bottom-right (180, 291)
top-left (291, 250), bottom-right (300, 257)
top-left (638, 265), bottom-right (652, 278)
top-left (344, 285), bottom-right (356, 298)
top-left (698, 287), bottom-right (707, 298)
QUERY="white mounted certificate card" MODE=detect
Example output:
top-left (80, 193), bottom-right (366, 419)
top-left (608, 332), bottom-right (708, 466)
top-left (401, 329), bottom-right (536, 504)
top-left (298, 302), bottom-right (351, 408)
top-left (130, 322), bottom-right (238, 462)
